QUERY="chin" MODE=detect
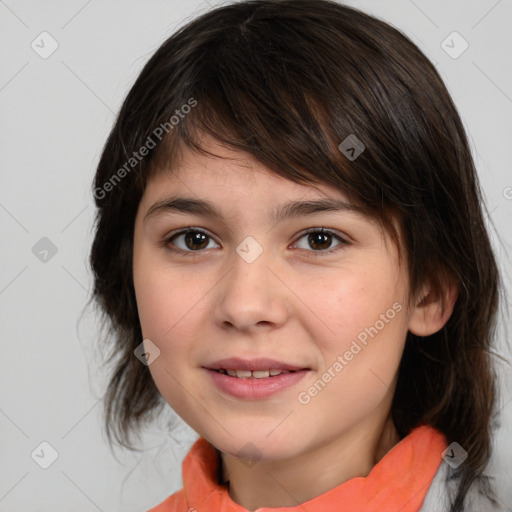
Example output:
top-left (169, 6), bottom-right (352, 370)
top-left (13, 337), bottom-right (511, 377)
top-left (202, 427), bottom-right (306, 462)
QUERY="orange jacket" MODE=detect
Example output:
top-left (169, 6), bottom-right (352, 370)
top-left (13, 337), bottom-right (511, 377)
top-left (148, 425), bottom-right (447, 512)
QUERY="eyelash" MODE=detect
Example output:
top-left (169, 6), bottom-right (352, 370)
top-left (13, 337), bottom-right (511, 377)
top-left (164, 227), bottom-right (349, 257)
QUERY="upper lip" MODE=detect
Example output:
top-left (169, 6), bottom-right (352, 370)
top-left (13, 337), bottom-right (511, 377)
top-left (204, 357), bottom-right (309, 371)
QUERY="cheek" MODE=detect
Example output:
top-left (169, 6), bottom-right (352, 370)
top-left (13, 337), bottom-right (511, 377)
top-left (306, 266), bottom-right (402, 340)
top-left (133, 266), bottom-right (207, 424)
top-left (133, 258), bottom-right (202, 342)
top-left (133, 260), bottom-right (214, 403)
top-left (301, 262), bottom-right (408, 384)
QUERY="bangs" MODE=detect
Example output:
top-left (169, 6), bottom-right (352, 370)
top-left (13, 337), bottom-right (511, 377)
top-left (144, 11), bottom-right (388, 217)
top-left (148, 89), bottom-right (363, 206)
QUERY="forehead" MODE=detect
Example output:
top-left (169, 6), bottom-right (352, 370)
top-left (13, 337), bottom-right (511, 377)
top-left (144, 139), bottom-right (348, 205)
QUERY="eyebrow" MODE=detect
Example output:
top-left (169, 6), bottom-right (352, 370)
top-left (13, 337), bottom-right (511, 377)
top-left (144, 195), bottom-right (365, 224)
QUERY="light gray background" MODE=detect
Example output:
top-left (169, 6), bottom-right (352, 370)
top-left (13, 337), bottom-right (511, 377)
top-left (1, 0), bottom-right (511, 511)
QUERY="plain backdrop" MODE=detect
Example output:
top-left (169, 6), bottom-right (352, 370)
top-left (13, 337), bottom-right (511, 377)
top-left (1, 0), bottom-right (511, 511)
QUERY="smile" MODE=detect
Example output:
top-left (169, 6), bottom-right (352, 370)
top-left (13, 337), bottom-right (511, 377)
top-left (214, 368), bottom-right (295, 378)
top-left (206, 368), bottom-right (310, 399)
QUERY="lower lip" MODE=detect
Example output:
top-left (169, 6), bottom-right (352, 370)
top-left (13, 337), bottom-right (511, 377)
top-left (205, 369), bottom-right (310, 399)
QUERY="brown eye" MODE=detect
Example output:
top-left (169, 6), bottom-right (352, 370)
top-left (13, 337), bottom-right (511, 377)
top-left (294, 228), bottom-right (348, 254)
top-left (184, 231), bottom-right (208, 250)
top-left (167, 229), bottom-right (219, 253)
top-left (307, 231), bottom-right (333, 250)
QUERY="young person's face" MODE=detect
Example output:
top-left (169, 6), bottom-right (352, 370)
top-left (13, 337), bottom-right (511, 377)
top-left (133, 139), bottom-right (413, 460)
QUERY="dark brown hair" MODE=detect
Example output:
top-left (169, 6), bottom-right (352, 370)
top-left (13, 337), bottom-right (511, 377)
top-left (89, 1), bottom-right (504, 510)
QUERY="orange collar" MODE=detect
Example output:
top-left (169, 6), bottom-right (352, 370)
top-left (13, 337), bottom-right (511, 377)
top-left (150, 425), bottom-right (447, 512)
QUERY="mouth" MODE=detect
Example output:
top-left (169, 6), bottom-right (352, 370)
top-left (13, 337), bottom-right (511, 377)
top-left (203, 357), bottom-right (311, 398)
top-left (212, 368), bottom-right (300, 379)
top-left (205, 365), bottom-right (310, 400)
top-left (204, 357), bottom-right (311, 376)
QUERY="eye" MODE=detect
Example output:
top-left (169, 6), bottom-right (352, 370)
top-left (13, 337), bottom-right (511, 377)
top-left (292, 228), bottom-right (348, 255)
top-left (164, 227), bottom-right (349, 257)
top-left (165, 228), bottom-right (219, 254)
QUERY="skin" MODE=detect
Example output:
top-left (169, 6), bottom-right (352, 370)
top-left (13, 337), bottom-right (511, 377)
top-left (132, 138), bottom-right (456, 510)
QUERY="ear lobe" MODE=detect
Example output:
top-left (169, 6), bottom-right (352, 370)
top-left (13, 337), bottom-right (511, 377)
top-left (408, 281), bottom-right (458, 337)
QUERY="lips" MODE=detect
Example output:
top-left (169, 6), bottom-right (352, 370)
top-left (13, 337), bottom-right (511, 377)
top-left (205, 362), bottom-right (311, 399)
top-left (204, 357), bottom-right (309, 373)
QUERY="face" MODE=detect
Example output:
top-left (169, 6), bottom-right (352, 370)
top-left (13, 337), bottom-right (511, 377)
top-left (132, 139), bottom-right (413, 460)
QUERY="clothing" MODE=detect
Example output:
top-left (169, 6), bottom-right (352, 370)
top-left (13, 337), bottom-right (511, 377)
top-left (421, 456), bottom-right (510, 512)
top-left (147, 424), bottom-right (504, 512)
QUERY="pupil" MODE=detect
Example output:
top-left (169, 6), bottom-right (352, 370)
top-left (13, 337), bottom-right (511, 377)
top-left (309, 232), bottom-right (331, 250)
top-left (186, 231), bottom-right (208, 250)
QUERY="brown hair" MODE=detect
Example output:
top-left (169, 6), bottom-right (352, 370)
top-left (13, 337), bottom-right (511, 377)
top-left (89, 1), bottom-right (504, 510)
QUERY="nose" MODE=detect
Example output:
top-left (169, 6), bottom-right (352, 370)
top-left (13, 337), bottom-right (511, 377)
top-left (213, 244), bottom-right (290, 333)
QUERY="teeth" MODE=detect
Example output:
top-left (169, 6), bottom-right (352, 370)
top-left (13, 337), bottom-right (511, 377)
top-left (252, 370), bottom-right (270, 379)
top-left (218, 368), bottom-right (292, 378)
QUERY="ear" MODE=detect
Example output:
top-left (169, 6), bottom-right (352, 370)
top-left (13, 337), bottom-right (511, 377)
top-left (408, 279), bottom-right (458, 336)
